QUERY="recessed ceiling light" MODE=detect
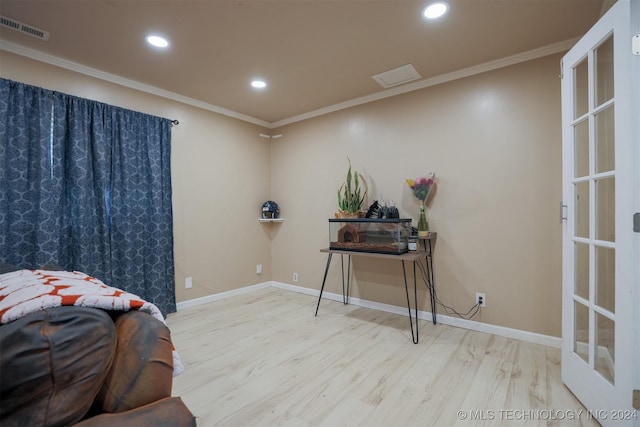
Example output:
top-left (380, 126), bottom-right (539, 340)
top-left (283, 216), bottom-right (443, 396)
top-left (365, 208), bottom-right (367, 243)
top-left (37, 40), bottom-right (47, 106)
top-left (146, 35), bottom-right (169, 48)
top-left (251, 80), bottom-right (267, 89)
top-left (422, 2), bottom-right (449, 19)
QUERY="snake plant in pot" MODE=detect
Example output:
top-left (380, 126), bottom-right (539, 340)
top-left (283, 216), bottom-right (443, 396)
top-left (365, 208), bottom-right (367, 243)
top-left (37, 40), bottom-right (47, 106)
top-left (336, 158), bottom-right (367, 218)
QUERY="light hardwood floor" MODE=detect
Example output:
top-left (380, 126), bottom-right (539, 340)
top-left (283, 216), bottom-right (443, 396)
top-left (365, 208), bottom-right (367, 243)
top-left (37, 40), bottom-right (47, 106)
top-left (167, 288), bottom-right (597, 427)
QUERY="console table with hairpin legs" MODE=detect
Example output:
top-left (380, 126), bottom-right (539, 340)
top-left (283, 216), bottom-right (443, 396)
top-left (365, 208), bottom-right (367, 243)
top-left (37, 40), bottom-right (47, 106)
top-left (315, 232), bottom-right (437, 344)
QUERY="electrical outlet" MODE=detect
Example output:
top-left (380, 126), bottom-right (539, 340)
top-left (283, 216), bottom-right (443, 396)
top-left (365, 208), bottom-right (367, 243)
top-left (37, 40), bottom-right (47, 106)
top-left (293, 272), bottom-right (299, 282)
top-left (185, 277), bottom-right (193, 289)
top-left (256, 264), bottom-right (262, 275)
top-left (476, 292), bottom-right (486, 308)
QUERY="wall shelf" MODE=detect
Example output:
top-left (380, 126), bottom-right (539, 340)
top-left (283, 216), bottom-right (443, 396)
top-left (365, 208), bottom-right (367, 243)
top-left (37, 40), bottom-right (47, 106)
top-left (258, 218), bottom-right (285, 223)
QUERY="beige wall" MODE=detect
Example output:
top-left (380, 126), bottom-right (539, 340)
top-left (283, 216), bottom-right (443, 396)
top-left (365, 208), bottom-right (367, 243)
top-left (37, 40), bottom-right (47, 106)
top-left (0, 51), bottom-right (273, 303)
top-left (272, 53), bottom-right (564, 337)
top-left (1, 49), bottom-right (564, 337)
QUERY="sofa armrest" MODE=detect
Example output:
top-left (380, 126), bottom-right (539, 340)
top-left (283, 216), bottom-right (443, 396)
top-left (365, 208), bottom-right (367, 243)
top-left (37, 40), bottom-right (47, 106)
top-left (74, 397), bottom-right (196, 427)
top-left (96, 310), bottom-right (174, 413)
top-left (0, 307), bottom-right (116, 427)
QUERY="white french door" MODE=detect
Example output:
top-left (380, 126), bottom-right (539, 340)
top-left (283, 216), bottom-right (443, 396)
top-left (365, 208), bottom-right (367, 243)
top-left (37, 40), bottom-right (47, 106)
top-left (561, 0), bottom-right (638, 423)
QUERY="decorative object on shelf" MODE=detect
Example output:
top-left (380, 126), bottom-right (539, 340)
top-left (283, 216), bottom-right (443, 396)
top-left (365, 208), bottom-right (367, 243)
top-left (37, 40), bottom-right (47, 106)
top-left (378, 199), bottom-right (388, 218)
top-left (417, 204), bottom-right (428, 238)
top-left (337, 223), bottom-right (367, 244)
top-left (364, 200), bottom-right (381, 218)
top-left (329, 218), bottom-right (411, 254)
top-left (336, 158), bottom-right (367, 218)
top-left (406, 173), bottom-right (436, 238)
top-left (261, 200), bottom-right (279, 219)
top-left (375, 198), bottom-right (398, 219)
top-left (387, 201), bottom-right (399, 218)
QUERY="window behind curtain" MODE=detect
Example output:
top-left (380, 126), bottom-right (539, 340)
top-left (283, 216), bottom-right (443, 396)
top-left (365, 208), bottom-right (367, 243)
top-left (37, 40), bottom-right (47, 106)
top-left (0, 78), bottom-right (176, 316)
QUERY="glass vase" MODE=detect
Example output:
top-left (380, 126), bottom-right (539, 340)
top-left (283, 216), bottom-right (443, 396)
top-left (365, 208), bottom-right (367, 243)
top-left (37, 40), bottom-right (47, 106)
top-left (418, 203), bottom-right (429, 238)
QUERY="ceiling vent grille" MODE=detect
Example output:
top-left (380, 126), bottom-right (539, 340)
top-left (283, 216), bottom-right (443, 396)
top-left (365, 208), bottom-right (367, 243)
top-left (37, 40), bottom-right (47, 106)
top-left (0, 16), bottom-right (49, 41)
top-left (371, 64), bottom-right (422, 88)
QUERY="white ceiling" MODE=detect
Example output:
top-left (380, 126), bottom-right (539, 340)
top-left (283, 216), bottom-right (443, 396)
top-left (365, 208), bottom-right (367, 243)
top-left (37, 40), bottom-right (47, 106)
top-left (0, 0), bottom-right (606, 127)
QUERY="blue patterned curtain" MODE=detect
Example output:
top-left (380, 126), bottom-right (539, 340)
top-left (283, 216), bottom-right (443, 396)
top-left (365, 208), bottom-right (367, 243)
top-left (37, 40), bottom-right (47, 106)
top-left (0, 78), bottom-right (176, 315)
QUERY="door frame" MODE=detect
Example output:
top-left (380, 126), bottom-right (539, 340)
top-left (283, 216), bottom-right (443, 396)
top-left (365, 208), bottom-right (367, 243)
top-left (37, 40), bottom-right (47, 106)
top-left (632, 0), bottom-right (640, 416)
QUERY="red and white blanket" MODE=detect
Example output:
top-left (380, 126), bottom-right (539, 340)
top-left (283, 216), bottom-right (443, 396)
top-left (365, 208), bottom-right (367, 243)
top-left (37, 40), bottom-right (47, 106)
top-left (0, 269), bottom-right (183, 376)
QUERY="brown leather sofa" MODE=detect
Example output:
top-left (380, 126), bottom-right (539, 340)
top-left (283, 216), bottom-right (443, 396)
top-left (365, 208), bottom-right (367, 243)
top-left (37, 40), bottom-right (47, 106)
top-left (0, 264), bottom-right (196, 427)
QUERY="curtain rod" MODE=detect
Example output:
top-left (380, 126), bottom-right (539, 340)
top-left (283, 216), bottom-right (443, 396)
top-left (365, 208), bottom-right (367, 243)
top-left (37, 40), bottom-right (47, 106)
top-left (171, 119), bottom-right (179, 126)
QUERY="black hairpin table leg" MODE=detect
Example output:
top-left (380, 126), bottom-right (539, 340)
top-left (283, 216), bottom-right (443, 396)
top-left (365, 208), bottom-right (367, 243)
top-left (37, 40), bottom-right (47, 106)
top-left (315, 252), bottom-right (333, 316)
top-left (402, 260), bottom-right (419, 344)
top-left (341, 254), bottom-right (351, 305)
top-left (426, 239), bottom-right (437, 324)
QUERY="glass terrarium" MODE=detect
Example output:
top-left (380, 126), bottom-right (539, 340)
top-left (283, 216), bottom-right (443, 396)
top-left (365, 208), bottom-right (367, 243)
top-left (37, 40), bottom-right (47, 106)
top-left (329, 218), bottom-right (411, 254)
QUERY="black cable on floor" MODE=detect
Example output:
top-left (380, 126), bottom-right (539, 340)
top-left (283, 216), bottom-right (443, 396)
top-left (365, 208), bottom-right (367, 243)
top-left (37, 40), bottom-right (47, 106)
top-left (416, 257), bottom-right (480, 320)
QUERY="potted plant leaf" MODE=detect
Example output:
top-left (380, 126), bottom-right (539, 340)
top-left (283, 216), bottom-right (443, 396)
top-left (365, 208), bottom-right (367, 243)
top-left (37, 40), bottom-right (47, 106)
top-left (336, 158), bottom-right (367, 218)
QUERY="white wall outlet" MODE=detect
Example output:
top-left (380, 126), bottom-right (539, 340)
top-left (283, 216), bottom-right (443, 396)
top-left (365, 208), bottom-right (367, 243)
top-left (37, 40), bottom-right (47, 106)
top-left (476, 292), bottom-right (486, 308)
top-left (256, 264), bottom-right (262, 274)
top-left (185, 277), bottom-right (193, 289)
top-left (293, 272), bottom-right (299, 282)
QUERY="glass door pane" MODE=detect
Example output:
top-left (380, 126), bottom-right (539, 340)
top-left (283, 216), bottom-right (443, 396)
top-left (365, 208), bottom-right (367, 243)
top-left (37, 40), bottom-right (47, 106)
top-left (595, 35), bottom-right (614, 106)
top-left (574, 58), bottom-right (588, 118)
top-left (575, 242), bottom-right (589, 300)
top-left (596, 246), bottom-right (615, 313)
top-left (596, 177), bottom-right (615, 242)
top-left (595, 105), bottom-right (615, 173)
top-left (574, 301), bottom-right (589, 363)
top-left (575, 181), bottom-right (589, 238)
top-left (574, 119), bottom-right (589, 177)
top-left (595, 313), bottom-right (615, 384)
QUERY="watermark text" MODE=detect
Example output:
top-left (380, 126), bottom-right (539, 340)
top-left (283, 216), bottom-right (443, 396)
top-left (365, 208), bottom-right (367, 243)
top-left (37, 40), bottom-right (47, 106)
top-left (456, 409), bottom-right (638, 422)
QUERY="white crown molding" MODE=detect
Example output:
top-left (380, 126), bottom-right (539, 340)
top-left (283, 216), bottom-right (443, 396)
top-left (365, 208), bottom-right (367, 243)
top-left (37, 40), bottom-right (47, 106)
top-left (2, 37), bottom-right (577, 130)
top-left (0, 39), bottom-right (272, 129)
top-left (175, 280), bottom-right (561, 348)
top-left (271, 37), bottom-right (579, 129)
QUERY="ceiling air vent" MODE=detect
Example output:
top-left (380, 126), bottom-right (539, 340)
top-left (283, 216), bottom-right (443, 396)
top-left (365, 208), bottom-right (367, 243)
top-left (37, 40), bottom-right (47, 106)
top-left (0, 16), bottom-right (49, 41)
top-left (371, 64), bottom-right (422, 89)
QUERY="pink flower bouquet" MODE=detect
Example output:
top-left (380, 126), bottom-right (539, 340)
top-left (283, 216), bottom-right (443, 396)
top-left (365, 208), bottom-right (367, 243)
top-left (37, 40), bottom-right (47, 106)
top-left (406, 173), bottom-right (435, 205)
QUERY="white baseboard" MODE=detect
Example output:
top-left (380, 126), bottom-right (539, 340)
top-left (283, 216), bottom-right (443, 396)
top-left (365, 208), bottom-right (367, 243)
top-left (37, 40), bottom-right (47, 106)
top-left (176, 282), bottom-right (271, 310)
top-left (176, 280), bottom-right (561, 348)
